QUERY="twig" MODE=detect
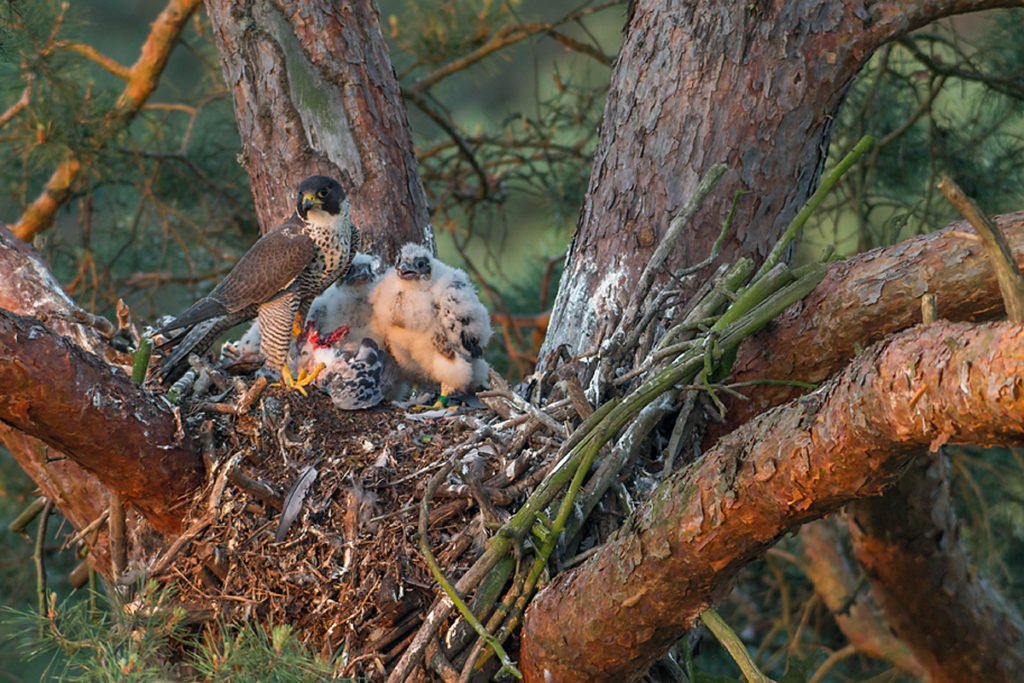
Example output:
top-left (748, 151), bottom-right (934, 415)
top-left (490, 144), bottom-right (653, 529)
top-left (132, 338), bottom-right (152, 383)
top-left (417, 460), bottom-right (522, 679)
top-left (62, 509), bottom-right (110, 550)
top-left (700, 608), bottom-right (774, 683)
top-left (754, 135), bottom-right (873, 282)
top-left (807, 644), bottom-right (858, 683)
top-left (109, 493), bottom-right (127, 579)
top-left (937, 175), bottom-right (1024, 323)
top-left (150, 511), bottom-right (214, 576)
top-left (619, 164), bottom-right (728, 335)
top-left (34, 498), bottom-right (54, 629)
top-left (227, 467), bottom-right (284, 511)
top-left (8, 496), bottom-right (47, 537)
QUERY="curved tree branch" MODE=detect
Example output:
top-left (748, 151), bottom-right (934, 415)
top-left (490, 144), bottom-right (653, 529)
top-left (10, 0), bottom-right (203, 242)
top-left (849, 452), bottom-right (1024, 681)
top-left (0, 309), bottom-right (201, 533)
top-left (522, 321), bottom-right (1024, 681)
top-left (723, 213), bottom-right (1024, 435)
top-left (798, 519), bottom-right (929, 680)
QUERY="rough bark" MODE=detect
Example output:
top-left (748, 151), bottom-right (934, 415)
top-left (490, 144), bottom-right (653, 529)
top-left (203, 0), bottom-right (430, 258)
top-left (722, 213), bottom-right (1024, 434)
top-left (0, 226), bottom-right (200, 538)
top-left (0, 309), bottom-right (201, 533)
top-left (798, 519), bottom-right (928, 680)
top-left (521, 321), bottom-right (1024, 681)
top-left (849, 454), bottom-right (1024, 682)
top-left (540, 0), bottom-right (1019, 367)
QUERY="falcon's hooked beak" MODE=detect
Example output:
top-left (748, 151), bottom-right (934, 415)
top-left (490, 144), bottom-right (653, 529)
top-left (301, 193), bottom-right (320, 213)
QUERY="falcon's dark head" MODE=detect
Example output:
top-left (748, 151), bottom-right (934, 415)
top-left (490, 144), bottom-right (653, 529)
top-left (296, 175), bottom-right (346, 220)
top-left (396, 243), bottom-right (432, 280)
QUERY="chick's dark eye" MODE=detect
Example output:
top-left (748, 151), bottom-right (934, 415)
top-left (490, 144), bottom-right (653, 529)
top-left (317, 188), bottom-right (329, 198)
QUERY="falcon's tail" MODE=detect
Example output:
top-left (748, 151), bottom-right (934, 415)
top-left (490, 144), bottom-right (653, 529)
top-left (156, 316), bottom-right (235, 384)
top-left (156, 296), bottom-right (229, 335)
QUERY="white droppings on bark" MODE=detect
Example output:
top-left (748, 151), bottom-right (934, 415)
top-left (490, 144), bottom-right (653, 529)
top-left (539, 254), bottom-right (627, 368)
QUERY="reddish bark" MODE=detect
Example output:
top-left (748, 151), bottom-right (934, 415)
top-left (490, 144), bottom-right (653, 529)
top-left (0, 426), bottom-right (114, 573)
top-left (521, 321), bottom-right (1024, 681)
top-left (722, 214), bottom-right (1024, 434)
top-left (203, 0), bottom-right (430, 258)
top-left (798, 519), bottom-right (928, 679)
top-left (540, 0), bottom-right (1018, 365)
top-left (849, 455), bottom-right (1024, 682)
top-left (0, 309), bottom-right (201, 533)
top-left (0, 226), bottom-right (200, 537)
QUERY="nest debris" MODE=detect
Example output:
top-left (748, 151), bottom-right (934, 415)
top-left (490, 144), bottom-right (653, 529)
top-left (131, 373), bottom-right (582, 680)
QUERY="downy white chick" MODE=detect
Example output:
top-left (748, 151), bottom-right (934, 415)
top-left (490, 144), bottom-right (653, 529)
top-left (369, 243), bottom-right (491, 406)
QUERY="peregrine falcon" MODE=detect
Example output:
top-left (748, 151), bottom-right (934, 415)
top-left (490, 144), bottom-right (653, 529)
top-left (227, 252), bottom-right (378, 364)
top-left (156, 175), bottom-right (359, 387)
top-left (369, 243), bottom-right (491, 406)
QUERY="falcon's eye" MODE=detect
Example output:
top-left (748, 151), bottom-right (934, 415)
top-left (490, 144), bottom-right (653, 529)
top-left (317, 187), bottom-right (330, 198)
top-left (416, 258), bottom-right (428, 270)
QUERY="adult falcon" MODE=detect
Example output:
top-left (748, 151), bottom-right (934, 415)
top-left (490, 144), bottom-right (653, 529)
top-left (369, 242), bottom-right (491, 407)
top-left (156, 175), bottom-right (359, 388)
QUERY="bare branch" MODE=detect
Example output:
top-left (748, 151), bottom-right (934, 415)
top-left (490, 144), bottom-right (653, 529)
top-left (10, 0), bottom-right (202, 242)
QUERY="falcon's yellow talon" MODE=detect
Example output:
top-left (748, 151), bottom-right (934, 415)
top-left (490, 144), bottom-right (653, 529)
top-left (274, 362), bottom-right (324, 395)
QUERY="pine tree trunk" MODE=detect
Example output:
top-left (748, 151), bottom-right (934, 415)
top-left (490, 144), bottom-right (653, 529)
top-left (539, 0), bottom-right (1019, 366)
top-left (203, 0), bottom-right (430, 258)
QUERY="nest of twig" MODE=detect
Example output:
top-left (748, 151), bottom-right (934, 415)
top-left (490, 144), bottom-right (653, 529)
top-left (123, 161), bottom-right (851, 681)
top-left (131, 373), bottom-right (586, 680)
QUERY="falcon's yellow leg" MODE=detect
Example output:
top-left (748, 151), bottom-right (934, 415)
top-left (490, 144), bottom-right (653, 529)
top-left (272, 363), bottom-right (326, 396)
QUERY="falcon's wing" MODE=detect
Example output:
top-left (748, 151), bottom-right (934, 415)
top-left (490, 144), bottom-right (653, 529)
top-left (433, 266), bottom-right (491, 360)
top-left (210, 218), bottom-right (316, 313)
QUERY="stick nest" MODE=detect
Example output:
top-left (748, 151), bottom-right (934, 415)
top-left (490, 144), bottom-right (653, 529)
top-left (132, 379), bottom-right (573, 680)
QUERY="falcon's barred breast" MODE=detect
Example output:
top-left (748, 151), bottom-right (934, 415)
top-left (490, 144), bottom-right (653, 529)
top-left (156, 175), bottom-right (359, 384)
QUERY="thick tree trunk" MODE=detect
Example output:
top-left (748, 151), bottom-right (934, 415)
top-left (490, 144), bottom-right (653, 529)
top-left (850, 454), bottom-right (1024, 682)
top-left (203, 0), bottom-right (430, 258)
top-left (539, 0), bottom-right (1018, 366)
top-left (521, 321), bottom-right (1024, 681)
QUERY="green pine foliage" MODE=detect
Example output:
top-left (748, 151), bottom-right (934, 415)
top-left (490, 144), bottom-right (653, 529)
top-left (0, 0), bottom-right (255, 320)
top-left (5, 581), bottom-right (338, 682)
top-left (800, 11), bottom-right (1024, 258)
